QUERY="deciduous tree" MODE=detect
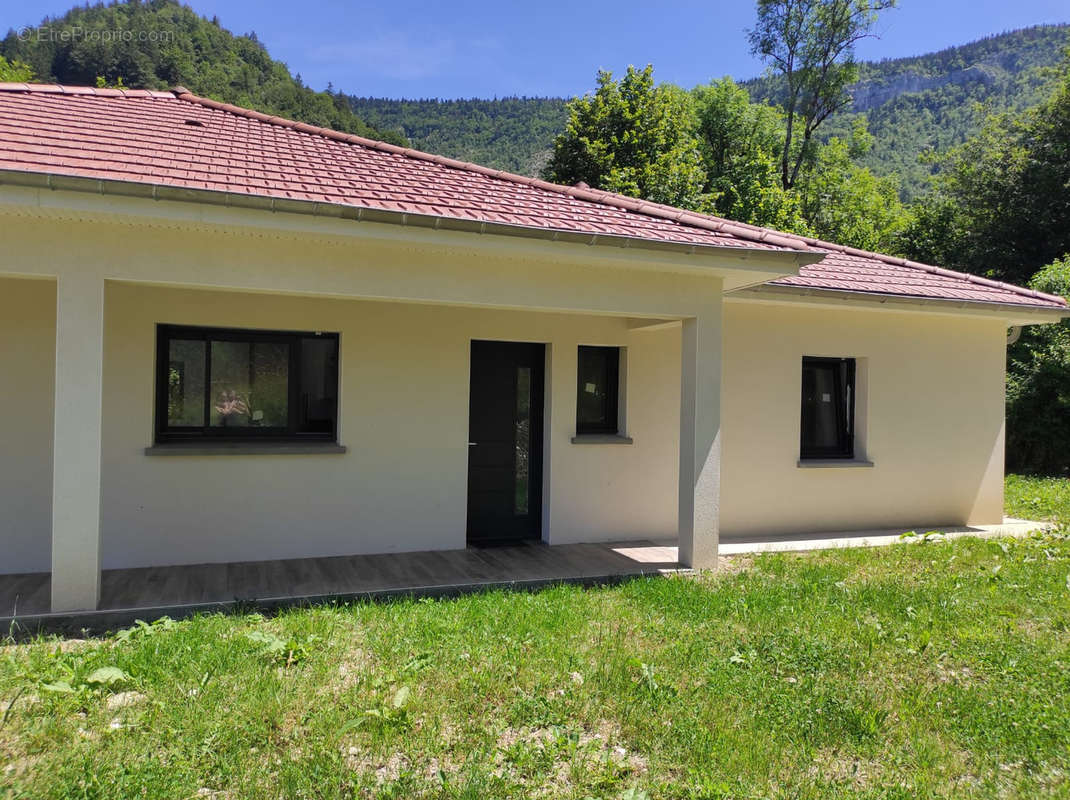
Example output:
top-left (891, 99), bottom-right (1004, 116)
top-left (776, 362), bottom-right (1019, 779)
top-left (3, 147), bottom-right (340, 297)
top-left (1006, 256), bottom-right (1070, 474)
top-left (748, 0), bottom-right (896, 189)
top-left (0, 54), bottom-right (33, 82)
top-left (795, 118), bottom-right (909, 251)
top-left (693, 77), bottom-right (807, 230)
top-left (542, 65), bottom-right (707, 209)
top-left (902, 59), bottom-right (1070, 285)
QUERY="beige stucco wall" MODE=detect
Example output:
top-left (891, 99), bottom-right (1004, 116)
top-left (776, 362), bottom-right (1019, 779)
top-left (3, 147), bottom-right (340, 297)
top-left (0, 201), bottom-right (1016, 577)
top-left (97, 283), bottom-right (681, 570)
top-left (720, 300), bottom-right (1007, 536)
top-left (0, 206), bottom-right (722, 582)
top-left (0, 278), bottom-right (1012, 575)
top-left (0, 277), bottom-right (56, 574)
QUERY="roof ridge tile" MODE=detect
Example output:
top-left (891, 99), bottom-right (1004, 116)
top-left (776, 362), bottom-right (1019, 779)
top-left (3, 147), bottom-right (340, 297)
top-left (0, 82), bottom-right (178, 99)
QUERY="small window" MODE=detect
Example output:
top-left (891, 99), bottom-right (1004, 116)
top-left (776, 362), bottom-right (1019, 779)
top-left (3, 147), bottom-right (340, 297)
top-left (156, 325), bottom-right (339, 442)
top-left (576, 346), bottom-right (620, 435)
top-left (800, 357), bottom-right (855, 459)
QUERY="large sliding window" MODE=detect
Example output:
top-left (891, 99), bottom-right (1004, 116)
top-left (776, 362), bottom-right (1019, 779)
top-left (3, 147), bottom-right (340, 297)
top-left (156, 325), bottom-right (339, 442)
top-left (800, 356), bottom-right (855, 459)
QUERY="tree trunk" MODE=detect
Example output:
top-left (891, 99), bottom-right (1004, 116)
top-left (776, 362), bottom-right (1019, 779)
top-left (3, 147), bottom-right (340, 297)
top-left (781, 103), bottom-right (796, 190)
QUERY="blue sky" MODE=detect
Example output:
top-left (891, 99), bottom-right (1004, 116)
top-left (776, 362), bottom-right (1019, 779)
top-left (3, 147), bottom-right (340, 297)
top-left (8, 0), bottom-right (1070, 98)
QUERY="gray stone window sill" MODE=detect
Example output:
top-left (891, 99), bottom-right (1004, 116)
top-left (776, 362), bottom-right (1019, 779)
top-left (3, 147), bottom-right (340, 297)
top-left (797, 458), bottom-right (874, 469)
top-left (570, 434), bottom-right (634, 445)
top-left (145, 442), bottom-right (347, 456)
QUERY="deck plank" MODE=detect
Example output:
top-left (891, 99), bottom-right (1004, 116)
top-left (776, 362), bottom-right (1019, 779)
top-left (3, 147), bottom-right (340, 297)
top-left (0, 540), bottom-right (683, 625)
top-left (0, 573), bottom-right (50, 617)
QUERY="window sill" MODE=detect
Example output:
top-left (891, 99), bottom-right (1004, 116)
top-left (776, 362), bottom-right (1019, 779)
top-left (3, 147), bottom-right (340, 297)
top-left (145, 442), bottom-right (347, 456)
top-left (797, 458), bottom-right (874, 469)
top-left (570, 434), bottom-right (634, 445)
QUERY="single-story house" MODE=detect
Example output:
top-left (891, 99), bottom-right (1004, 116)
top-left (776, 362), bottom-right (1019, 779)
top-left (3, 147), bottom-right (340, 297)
top-left (0, 83), bottom-right (1066, 616)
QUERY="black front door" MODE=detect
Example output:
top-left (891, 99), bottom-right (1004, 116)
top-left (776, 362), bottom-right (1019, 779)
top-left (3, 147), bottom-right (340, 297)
top-left (467, 340), bottom-right (545, 545)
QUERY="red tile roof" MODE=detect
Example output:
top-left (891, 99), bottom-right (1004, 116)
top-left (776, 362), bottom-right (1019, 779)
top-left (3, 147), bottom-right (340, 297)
top-left (0, 83), bottom-right (1063, 310)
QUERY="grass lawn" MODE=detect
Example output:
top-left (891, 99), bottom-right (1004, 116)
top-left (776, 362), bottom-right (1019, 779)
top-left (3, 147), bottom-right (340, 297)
top-left (1006, 473), bottom-right (1070, 522)
top-left (2, 477), bottom-right (1070, 799)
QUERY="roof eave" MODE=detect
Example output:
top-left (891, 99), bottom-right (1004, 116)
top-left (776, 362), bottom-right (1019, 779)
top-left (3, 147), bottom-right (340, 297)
top-left (1, 84), bottom-right (1056, 308)
top-left (0, 168), bottom-right (818, 279)
top-left (730, 283), bottom-right (1069, 323)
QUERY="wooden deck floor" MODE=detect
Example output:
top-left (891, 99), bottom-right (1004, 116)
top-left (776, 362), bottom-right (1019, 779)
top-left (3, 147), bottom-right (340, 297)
top-left (0, 540), bottom-right (681, 632)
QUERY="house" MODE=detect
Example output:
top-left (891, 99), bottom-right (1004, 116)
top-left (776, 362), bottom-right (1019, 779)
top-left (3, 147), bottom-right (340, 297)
top-left (0, 83), bottom-right (1065, 618)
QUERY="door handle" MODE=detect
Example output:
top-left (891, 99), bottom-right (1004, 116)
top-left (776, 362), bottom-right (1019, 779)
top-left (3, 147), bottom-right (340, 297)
top-left (468, 442), bottom-right (478, 446)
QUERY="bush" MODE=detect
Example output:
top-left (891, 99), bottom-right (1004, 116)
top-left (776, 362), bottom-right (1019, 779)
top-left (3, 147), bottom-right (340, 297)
top-left (1006, 255), bottom-right (1070, 474)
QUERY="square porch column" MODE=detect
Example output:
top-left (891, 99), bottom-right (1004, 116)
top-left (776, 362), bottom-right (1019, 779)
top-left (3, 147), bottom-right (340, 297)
top-left (50, 273), bottom-right (105, 612)
top-left (678, 306), bottom-right (722, 570)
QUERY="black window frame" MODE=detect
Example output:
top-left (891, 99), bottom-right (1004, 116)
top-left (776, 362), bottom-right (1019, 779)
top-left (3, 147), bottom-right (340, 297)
top-left (800, 356), bottom-right (856, 460)
top-left (576, 345), bottom-right (621, 435)
top-left (155, 324), bottom-right (340, 443)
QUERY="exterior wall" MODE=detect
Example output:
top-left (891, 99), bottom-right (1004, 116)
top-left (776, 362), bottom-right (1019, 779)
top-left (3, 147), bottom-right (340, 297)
top-left (721, 300), bottom-right (1007, 536)
top-left (0, 278), bottom-right (56, 574)
top-left (98, 283), bottom-right (681, 570)
top-left (0, 204), bottom-right (1017, 577)
top-left (0, 276), bottom-right (1013, 575)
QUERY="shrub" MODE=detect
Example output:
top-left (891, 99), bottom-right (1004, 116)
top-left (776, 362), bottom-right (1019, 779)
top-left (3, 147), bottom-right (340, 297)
top-left (1006, 255), bottom-right (1070, 474)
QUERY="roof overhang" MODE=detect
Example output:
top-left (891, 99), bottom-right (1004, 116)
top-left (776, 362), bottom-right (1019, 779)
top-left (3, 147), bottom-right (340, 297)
top-left (0, 169), bottom-right (823, 291)
top-left (730, 282), bottom-right (1069, 325)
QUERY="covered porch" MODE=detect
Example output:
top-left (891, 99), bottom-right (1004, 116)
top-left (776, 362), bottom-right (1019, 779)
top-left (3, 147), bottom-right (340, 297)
top-left (3, 518), bottom-right (1046, 633)
top-left (0, 187), bottom-right (802, 618)
top-left (0, 540), bottom-right (682, 633)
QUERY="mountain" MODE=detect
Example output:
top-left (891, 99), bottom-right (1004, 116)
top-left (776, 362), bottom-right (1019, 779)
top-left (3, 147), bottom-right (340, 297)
top-left (349, 25), bottom-right (1070, 198)
top-left (0, 0), bottom-right (405, 145)
top-left (3, 3), bottom-right (1067, 199)
top-left (746, 24), bottom-right (1070, 199)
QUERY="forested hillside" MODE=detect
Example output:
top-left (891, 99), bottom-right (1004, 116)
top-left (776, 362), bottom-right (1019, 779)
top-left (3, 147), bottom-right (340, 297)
top-left (4, 1), bottom-right (1063, 192)
top-left (748, 24), bottom-right (1070, 198)
top-left (349, 25), bottom-right (1069, 195)
top-left (346, 96), bottom-right (569, 174)
top-left (0, 0), bottom-right (405, 144)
